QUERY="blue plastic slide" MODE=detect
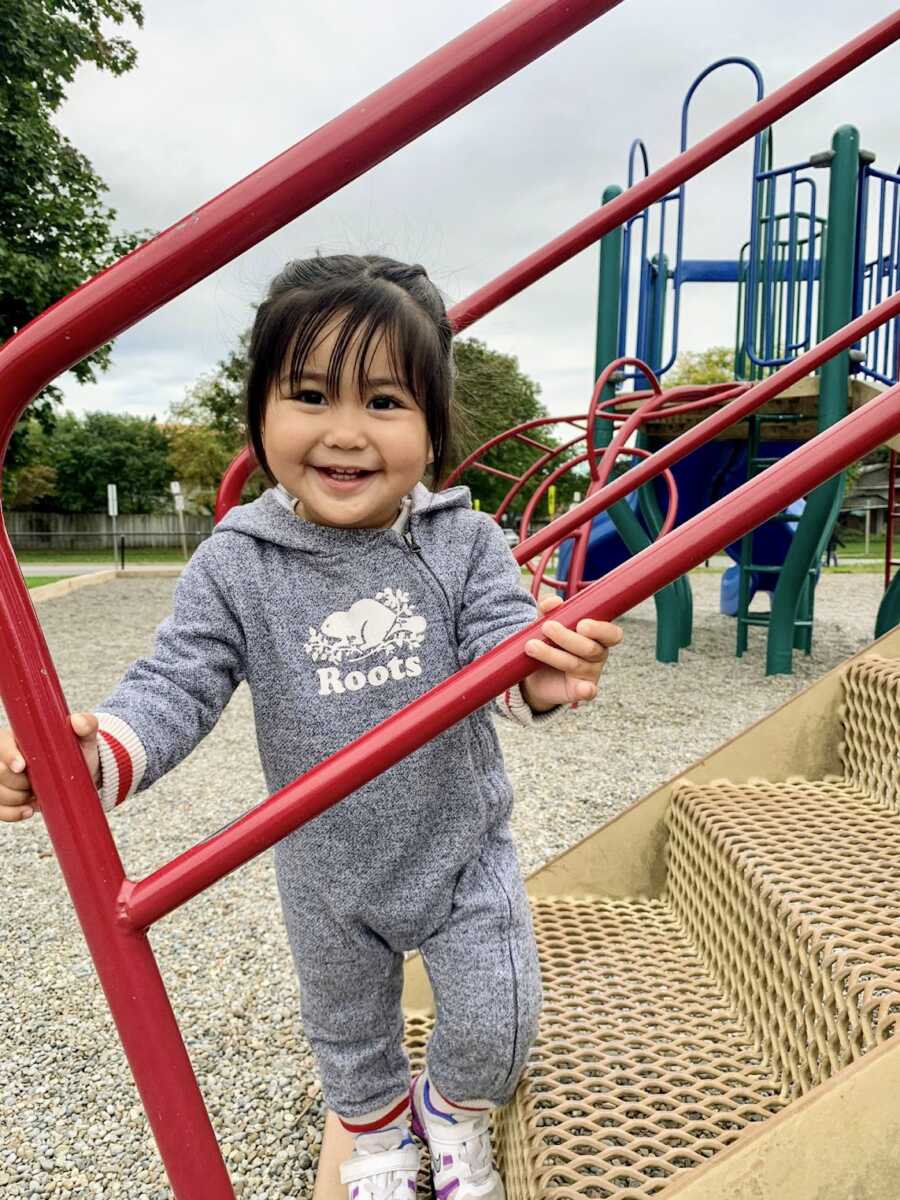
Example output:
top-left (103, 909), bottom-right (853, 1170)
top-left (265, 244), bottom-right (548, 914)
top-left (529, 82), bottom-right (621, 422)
top-left (556, 440), bottom-right (804, 606)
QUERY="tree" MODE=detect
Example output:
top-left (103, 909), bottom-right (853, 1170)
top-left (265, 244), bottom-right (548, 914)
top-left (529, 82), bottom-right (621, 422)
top-left (1, 418), bottom-right (57, 508)
top-left (167, 422), bottom-right (245, 516)
top-left (167, 332), bottom-right (265, 512)
top-left (451, 338), bottom-right (582, 517)
top-left (665, 346), bottom-right (736, 387)
top-left (1, 1), bottom-right (151, 499)
top-left (45, 411), bottom-right (172, 513)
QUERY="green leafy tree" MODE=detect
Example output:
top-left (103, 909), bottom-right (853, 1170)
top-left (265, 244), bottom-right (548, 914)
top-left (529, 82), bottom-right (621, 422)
top-left (46, 411), bottom-right (172, 513)
top-left (1, 0), bottom-right (151, 500)
top-left (1, 418), bottom-right (57, 508)
top-left (665, 346), bottom-right (736, 387)
top-left (450, 338), bottom-right (582, 518)
top-left (167, 422), bottom-right (245, 515)
top-left (166, 332), bottom-right (266, 511)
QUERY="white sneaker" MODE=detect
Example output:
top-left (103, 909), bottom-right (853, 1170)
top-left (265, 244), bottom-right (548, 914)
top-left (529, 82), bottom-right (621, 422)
top-left (339, 1125), bottom-right (420, 1200)
top-left (409, 1073), bottom-right (505, 1200)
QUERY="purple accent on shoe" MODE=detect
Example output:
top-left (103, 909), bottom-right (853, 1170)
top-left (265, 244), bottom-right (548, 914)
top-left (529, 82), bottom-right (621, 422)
top-left (408, 1182), bottom-right (416, 1193)
top-left (442, 1154), bottom-right (454, 1168)
top-left (409, 1077), bottom-right (426, 1142)
top-left (398, 1134), bottom-right (414, 1150)
top-left (424, 1080), bottom-right (457, 1126)
top-left (352, 1190), bottom-right (359, 1199)
top-left (435, 1179), bottom-right (459, 1200)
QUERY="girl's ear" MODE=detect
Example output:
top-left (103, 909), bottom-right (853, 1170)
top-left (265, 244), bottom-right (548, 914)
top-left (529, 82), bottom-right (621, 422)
top-left (426, 438), bottom-right (434, 466)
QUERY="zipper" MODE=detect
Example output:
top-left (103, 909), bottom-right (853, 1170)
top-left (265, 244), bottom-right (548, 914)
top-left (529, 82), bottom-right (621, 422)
top-left (400, 515), bottom-right (459, 665)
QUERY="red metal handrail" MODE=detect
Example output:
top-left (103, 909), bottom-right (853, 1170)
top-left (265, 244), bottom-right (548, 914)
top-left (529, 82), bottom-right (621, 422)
top-left (125, 373), bottom-right (900, 932)
top-left (133, 287), bottom-right (900, 929)
top-left (2, 7), bottom-right (900, 1197)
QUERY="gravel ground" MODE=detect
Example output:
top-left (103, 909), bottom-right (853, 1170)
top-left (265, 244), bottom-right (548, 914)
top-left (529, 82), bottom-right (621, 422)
top-left (0, 570), bottom-right (885, 1198)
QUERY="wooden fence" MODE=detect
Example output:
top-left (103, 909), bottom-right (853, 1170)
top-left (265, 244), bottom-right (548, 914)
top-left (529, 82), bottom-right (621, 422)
top-left (7, 512), bottom-right (214, 551)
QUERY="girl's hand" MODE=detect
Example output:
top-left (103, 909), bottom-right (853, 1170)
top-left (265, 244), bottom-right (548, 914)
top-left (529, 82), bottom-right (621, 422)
top-left (0, 714), bottom-right (101, 823)
top-left (521, 594), bottom-right (623, 711)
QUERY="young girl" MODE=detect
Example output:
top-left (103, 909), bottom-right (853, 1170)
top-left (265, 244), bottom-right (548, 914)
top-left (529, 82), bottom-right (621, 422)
top-left (0, 254), bottom-right (622, 1200)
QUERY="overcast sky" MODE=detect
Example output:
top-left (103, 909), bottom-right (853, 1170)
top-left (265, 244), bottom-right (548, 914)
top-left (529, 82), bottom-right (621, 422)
top-left (51, 0), bottom-right (900, 423)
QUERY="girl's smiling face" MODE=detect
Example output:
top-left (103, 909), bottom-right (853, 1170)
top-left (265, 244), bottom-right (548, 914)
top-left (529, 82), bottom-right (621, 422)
top-left (261, 315), bottom-right (433, 529)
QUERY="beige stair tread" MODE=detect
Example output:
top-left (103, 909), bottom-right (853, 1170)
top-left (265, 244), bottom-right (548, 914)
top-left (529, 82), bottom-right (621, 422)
top-left (668, 778), bottom-right (900, 1092)
top-left (497, 896), bottom-right (786, 1199)
top-left (314, 897), bottom-right (784, 1199)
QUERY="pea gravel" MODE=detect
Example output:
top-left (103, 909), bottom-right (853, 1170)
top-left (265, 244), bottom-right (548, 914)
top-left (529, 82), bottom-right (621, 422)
top-left (0, 570), bottom-right (884, 1198)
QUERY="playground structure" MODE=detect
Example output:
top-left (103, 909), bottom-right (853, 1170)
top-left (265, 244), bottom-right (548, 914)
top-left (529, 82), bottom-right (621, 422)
top-left (3, 4), bottom-right (900, 1199)
top-left (446, 59), bottom-right (900, 675)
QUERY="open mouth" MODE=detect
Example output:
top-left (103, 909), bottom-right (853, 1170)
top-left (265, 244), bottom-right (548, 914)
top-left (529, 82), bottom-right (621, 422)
top-left (314, 466), bottom-right (375, 489)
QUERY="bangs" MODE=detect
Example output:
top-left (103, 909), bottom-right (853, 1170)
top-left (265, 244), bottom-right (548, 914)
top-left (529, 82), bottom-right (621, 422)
top-left (265, 286), bottom-right (442, 407)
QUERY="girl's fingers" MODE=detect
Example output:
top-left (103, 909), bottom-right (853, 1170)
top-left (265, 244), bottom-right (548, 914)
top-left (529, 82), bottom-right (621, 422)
top-left (526, 639), bottom-right (604, 678)
top-left (538, 620), bottom-right (612, 663)
top-left (0, 797), bottom-right (35, 821)
top-left (570, 679), bottom-right (597, 701)
top-left (577, 619), bottom-right (623, 646)
top-left (70, 712), bottom-right (99, 740)
top-left (1, 749), bottom-right (26, 775)
top-left (0, 764), bottom-right (31, 793)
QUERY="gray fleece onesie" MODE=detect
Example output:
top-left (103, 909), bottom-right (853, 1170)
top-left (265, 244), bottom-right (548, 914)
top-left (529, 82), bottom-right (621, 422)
top-left (93, 482), bottom-right (565, 1117)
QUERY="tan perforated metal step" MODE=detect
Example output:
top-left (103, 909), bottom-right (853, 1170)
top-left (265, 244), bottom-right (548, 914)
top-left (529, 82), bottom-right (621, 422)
top-left (841, 655), bottom-right (900, 808)
top-left (668, 777), bottom-right (900, 1095)
top-left (435, 897), bottom-right (786, 1199)
top-left (477, 655), bottom-right (900, 1198)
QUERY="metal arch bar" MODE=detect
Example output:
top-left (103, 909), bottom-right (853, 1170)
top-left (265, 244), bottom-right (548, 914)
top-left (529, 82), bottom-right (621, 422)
top-left (449, 10), bottom-right (900, 333)
top-left (679, 57), bottom-right (765, 154)
top-left (656, 56), bottom-right (766, 377)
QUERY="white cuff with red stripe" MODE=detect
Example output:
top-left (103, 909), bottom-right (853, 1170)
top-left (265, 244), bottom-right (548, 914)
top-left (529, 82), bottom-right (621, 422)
top-left (494, 683), bottom-right (570, 726)
top-left (95, 713), bottom-right (147, 811)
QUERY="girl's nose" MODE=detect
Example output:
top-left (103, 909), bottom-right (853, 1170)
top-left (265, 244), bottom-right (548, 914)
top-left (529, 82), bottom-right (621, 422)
top-left (323, 412), bottom-right (367, 448)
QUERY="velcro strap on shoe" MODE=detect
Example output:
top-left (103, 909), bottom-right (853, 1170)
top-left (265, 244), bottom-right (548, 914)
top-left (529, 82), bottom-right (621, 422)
top-left (426, 1116), bottom-right (491, 1148)
top-left (339, 1144), bottom-right (420, 1184)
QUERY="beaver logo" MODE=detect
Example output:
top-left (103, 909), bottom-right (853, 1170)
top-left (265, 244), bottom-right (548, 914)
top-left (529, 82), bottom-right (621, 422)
top-left (304, 588), bottom-right (427, 696)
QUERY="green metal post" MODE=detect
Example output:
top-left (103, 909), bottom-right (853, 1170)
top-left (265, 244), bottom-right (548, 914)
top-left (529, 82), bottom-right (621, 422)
top-left (766, 126), bottom-right (858, 675)
top-left (875, 570), bottom-right (900, 637)
top-left (637, 253), bottom-right (692, 647)
top-left (593, 186), bottom-right (683, 663)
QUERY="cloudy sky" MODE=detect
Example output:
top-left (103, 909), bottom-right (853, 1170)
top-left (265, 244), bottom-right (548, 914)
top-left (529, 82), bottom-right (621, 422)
top-left (51, 0), bottom-right (900, 423)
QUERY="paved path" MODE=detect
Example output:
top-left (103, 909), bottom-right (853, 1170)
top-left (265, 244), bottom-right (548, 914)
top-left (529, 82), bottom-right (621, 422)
top-left (17, 562), bottom-right (183, 576)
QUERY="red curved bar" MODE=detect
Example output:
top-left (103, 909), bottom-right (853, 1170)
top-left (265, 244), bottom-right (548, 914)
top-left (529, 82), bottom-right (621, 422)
top-left (517, 447), bottom-right (679, 596)
top-left (593, 381), bottom-right (751, 423)
top-left (214, 446), bottom-right (259, 523)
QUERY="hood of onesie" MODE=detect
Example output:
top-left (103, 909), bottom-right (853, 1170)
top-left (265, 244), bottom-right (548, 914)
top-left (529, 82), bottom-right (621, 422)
top-left (211, 480), bottom-right (473, 554)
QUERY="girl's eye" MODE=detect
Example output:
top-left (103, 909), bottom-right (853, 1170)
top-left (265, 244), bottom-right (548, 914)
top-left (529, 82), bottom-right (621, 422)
top-left (369, 394), bottom-right (402, 411)
top-left (295, 389), bottom-right (326, 405)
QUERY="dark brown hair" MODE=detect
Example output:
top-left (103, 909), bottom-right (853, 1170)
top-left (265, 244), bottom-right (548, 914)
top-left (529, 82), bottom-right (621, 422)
top-left (245, 254), bottom-right (454, 488)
